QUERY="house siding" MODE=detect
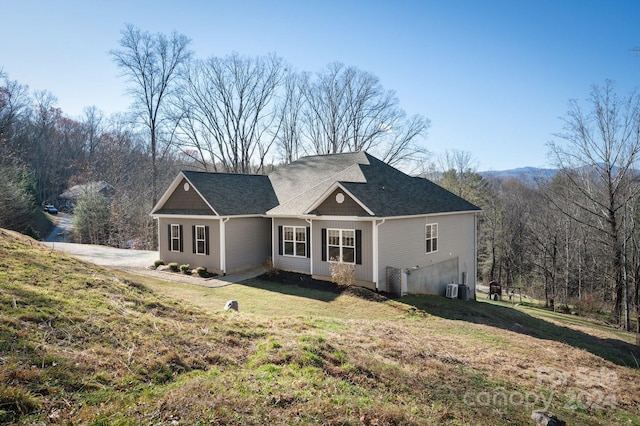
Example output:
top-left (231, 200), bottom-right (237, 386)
top-left (162, 178), bottom-right (211, 211)
top-left (312, 219), bottom-right (374, 288)
top-left (225, 217), bottom-right (271, 273)
top-left (377, 213), bottom-right (476, 295)
top-left (272, 218), bottom-right (311, 274)
top-left (157, 217), bottom-right (222, 274)
top-left (315, 189), bottom-right (369, 216)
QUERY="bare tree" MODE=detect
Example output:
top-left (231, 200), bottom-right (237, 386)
top-left (548, 80), bottom-right (640, 327)
top-left (436, 150), bottom-right (485, 202)
top-left (274, 70), bottom-right (305, 163)
top-left (82, 106), bottom-right (104, 170)
top-left (301, 62), bottom-right (429, 166)
top-left (111, 24), bottom-right (192, 204)
top-left (177, 52), bottom-right (285, 173)
top-left (0, 72), bottom-right (30, 157)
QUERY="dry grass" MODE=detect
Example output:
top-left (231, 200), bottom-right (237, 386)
top-left (1, 228), bottom-right (639, 425)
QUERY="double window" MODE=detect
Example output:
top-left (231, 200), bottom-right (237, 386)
top-left (283, 226), bottom-right (307, 257)
top-left (327, 228), bottom-right (355, 263)
top-left (426, 223), bottom-right (438, 253)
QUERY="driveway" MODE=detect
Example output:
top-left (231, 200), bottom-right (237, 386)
top-left (41, 215), bottom-right (262, 286)
top-left (42, 212), bottom-right (157, 268)
top-left (44, 212), bottom-right (74, 242)
top-left (42, 241), bottom-right (158, 268)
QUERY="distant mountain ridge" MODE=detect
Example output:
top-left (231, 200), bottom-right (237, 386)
top-left (480, 166), bottom-right (558, 183)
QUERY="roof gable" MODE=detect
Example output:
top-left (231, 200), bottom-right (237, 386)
top-left (152, 171), bottom-right (279, 216)
top-left (182, 171), bottom-right (279, 216)
top-left (155, 177), bottom-right (214, 215)
top-left (311, 186), bottom-right (372, 216)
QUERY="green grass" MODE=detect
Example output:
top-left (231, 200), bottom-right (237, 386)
top-left (1, 228), bottom-right (639, 425)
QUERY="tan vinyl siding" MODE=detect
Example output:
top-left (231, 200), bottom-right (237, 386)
top-left (162, 178), bottom-right (212, 211)
top-left (312, 219), bottom-right (373, 285)
top-left (157, 217), bottom-right (221, 274)
top-left (315, 189), bottom-right (369, 216)
top-left (273, 218), bottom-right (311, 274)
top-left (225, 217), bottom-right (271, 272)
top-left (377, 214), bottom-right (476, 294)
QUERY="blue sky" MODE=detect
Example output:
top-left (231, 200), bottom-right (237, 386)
top-left (1, 0), bottom-right (639, 170)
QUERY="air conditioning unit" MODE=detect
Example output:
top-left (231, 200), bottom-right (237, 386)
top-left (446, 283), bottom-right (458, 299)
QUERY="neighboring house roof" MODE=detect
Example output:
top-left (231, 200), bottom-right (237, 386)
top-left (59, 181), bottom-right (114, 201)
top-left (151, 152), bottom-right (480, 218)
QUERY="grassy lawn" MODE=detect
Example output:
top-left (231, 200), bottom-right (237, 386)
top-left (1, 229), bottom-right (639, 425)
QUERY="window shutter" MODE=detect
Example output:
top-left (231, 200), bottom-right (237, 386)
top-left (321, 228), bottom-right (327, 261)
top-left (355, 229), bottom-right (362, 265)
top-left (205, 226), bottom-right (210, 255)
top-left (167, 224), bottom-right (171, 250)
top-left (306, 226), bottom-right (311, 258)
top-left (179, 225), bottom-right (184, 252)
top-left (278, 226), bottom-right (283, 256)
top-left (192, 225), bottom-right (196, 253)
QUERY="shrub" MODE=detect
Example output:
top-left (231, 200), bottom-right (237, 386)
top-left (73, 191), bottom-right (110, 245)
top-left (263, 257), bottom-right (280, 277)
top-left (179, 264), bottom-right (190, 274)
top-left (168, 262), bottom-right (179, 272)
top-left (195, 266), bottom-right (207, 277)
top-left (329, 258), bottom-right (355, 287)
top-left (22, 225), bottom-right (40, 241)
top-left (154, 259), bottom-right (165, 268)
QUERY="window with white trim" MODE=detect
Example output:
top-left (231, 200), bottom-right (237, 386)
top-left (426, 223), bottom-right (438, 253)
top-left (283, 226), bottom-right (307, 257)
top-left (327, 228), bottom-right (355, 263)
top-left (170, 224), bottom-right (181, 252)
top-left (195, 225), bottom-right (206, 255)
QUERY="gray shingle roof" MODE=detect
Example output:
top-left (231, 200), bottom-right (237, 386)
top-left (341, 153), bottom-right (481, 216)
top-left (181, 171), bottom-right (279, 216)
top-left (155, 152), bottom-right (480, 217)
top-left (267, 152), bottom-right (480, 216)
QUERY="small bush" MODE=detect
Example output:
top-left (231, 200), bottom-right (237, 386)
top-left (263, 257), bottom-right (280, 277)
top-left (196, 266), bottom-right (207, 277)
top-left (21, 226), bottom-right (41, 241)
top-left (168, 262), bottom-right (179, 272)
top-left (330, 258), bottom-right (355, 287)
top-left (154, 259), bottom-right (165, 268)
top-left (180, 264), bottom-right (190, 274)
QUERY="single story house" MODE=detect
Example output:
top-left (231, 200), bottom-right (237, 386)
top-left (150, 152), bottom-right (481, 296)
top-left (58, 181), bottom-right (115, 211)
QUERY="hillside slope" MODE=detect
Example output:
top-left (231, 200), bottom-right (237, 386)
top-left (0, 229), bottom-right (639, 425)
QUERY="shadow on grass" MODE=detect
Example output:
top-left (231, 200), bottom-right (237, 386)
top-left (400, 294), bottom-right (640, 369)
top-left (240, 272), bottom-right (343, 302)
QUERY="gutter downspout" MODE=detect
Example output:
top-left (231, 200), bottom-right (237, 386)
top-left (305, 218), bottom-right (313, 275)
top-left (220, 217), bottom-right (230, 275)
top-left (271, 218), bottom-right (275, 264)
top-left (474, 212), bottom-right (478, 300)
top-left (373, 218), bottom-right (386, 291)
